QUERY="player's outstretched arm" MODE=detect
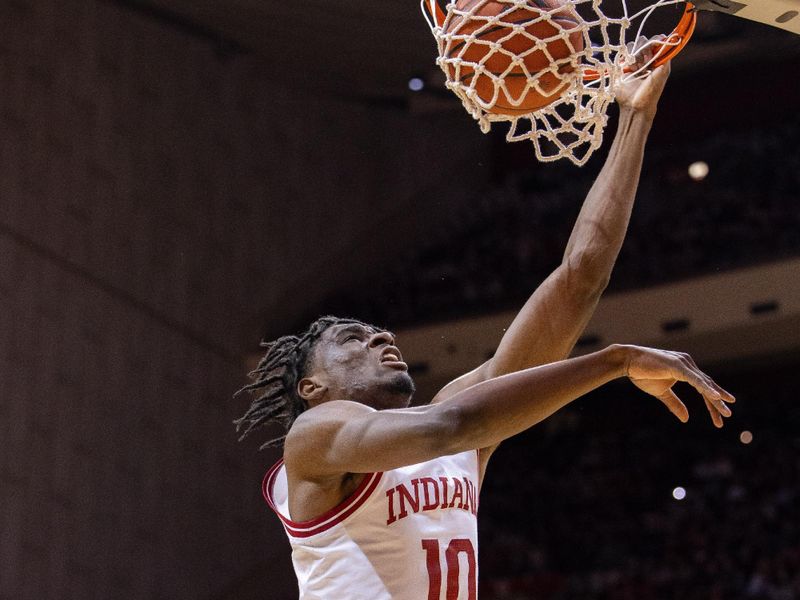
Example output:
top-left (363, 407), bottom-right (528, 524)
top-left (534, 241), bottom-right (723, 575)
top-left (433, 47), bottom-right (671, 406)
top-left (485, 58), bottom-right (671, 377)
top-left (285, 345), bottom-right (734, 477)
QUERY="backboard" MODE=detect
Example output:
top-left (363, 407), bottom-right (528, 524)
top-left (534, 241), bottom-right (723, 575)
top-left (694, 0), bottom-right (800, 35)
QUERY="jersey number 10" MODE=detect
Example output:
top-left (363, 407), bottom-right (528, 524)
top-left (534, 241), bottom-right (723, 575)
top-left (421, 538), bottom-right (477, 600)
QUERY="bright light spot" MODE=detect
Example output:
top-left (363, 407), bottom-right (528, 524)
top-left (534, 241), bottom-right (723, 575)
top-left (672, 486), bottom-right (687, 501)
top-left (740, 430), bottom-right (753, 444)
top-left (688, 161), bottom-right (709, 181)
top-left (408, 77), bottom-right (425, 92)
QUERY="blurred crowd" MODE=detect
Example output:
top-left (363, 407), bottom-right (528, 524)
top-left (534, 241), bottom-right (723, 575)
top-left (477, 364), bottom-right (800, 599)
top-left (316, 117), bottom-right (800, 328)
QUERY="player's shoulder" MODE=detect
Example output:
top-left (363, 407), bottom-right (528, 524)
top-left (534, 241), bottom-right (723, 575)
top-left (284, 401), bottom-right (375, 467)
top-left (292, 399), bottom-right (375, 430)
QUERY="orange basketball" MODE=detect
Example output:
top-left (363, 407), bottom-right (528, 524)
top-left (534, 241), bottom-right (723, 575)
top-left (443, 0), bottom-right (584, 115)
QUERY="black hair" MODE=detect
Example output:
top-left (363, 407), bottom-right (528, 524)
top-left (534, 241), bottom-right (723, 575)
top-left (233, 315), bottom-right (371, 450)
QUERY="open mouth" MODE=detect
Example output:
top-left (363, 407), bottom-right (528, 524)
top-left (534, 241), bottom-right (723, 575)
top-left (380, 347), bottom-right (407, 369)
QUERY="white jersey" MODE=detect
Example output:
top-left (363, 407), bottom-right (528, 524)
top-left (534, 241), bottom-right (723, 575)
top-left (263, 450), bottom-right (481, 600)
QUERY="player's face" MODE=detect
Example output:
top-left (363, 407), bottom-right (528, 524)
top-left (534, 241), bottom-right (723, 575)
top-left (308, 323), bottom-right (415, 410)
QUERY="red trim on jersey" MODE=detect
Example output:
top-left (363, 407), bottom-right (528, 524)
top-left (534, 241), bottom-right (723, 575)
top-left (262, 459), bottom-right (384, 538)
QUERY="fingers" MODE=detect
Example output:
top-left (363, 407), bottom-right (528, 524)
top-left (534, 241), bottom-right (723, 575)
top-left (702, 388), bottom-right (732, 429)
top-left (626, 35), bottom-right (671, 74)
top-left (681, 353), bottom-right (735, 404)
top-left (705, 397), bottom-right (724, 428)
top-left (658, 388), bottom-right (689, 423)
top-left (672, 352), bottom-right (735, 427)
top-left (627, 346), bottom-right (735, 428)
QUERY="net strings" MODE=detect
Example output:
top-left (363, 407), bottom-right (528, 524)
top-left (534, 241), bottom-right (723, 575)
top-left (423, 0), bottom-right (687, 166)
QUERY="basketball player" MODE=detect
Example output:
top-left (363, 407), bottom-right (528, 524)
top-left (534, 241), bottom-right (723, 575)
top-left (234, 53), bottom-right (735, 599)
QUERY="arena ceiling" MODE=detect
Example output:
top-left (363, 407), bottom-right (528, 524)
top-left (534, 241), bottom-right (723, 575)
top-left (120, 0), bottom-right (800, 102)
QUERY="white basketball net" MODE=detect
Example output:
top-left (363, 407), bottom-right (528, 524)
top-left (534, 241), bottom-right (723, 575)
top-left (422, 0), bottom-right (691, 166)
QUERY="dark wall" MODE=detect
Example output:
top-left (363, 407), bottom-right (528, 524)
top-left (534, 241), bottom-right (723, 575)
top-left (0, 1), bottom-right (488, 599)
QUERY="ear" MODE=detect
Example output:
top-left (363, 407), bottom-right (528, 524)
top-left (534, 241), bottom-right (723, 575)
top-left (297, 376), bottom-right (326, 405)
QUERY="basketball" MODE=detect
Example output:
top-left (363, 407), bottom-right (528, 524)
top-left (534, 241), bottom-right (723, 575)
top-left (442, 0), bottom-right (584, 115)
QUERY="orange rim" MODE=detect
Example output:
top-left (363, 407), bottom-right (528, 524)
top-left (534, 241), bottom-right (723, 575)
top-left (583, 2), bottom-right (696, 82)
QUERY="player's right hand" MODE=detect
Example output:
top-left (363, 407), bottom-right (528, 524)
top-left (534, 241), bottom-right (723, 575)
top-left (615, 35), bottom-right (671, 119)
top-left (616, 345), bottom-right (735, 428)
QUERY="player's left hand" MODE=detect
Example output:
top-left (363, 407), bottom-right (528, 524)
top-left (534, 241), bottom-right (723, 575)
top-left (624, 346), bottom-right (735, 428)
top-left (615, 35), bottom-right (672, 118)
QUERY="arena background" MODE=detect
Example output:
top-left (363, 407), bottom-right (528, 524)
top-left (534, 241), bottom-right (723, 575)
top-left (1, 1), bottom-right (798, 599)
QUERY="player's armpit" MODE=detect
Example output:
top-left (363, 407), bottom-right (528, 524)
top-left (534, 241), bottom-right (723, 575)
top-left (429, 364), bottom-right (498, 487)
top-left (431, 262), bottom-right (601, 396)
top-left (430, 363), bottom-right (490, 405)
top-left (428, 265), bottom-right (602, 400)
top-left (485, 262), bottom-right (602, 379)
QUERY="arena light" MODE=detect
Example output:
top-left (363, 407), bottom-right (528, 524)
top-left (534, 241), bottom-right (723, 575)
top-left (688, 161), bottom-right (709, 181)
top-left (408, 77), bottom-right (425, 92)
top-left (672, 486), bottom-right (687, 501)
top-left (740, 430), bottom-right (754, 444)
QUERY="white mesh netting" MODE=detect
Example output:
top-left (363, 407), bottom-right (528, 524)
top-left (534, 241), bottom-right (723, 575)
top-left (422, 0), bottom-right (692, 166)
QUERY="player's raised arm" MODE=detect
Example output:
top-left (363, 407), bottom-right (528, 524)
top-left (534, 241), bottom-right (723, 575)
top-left (432, 47), bottom-right (671, 401)
top-left (486, 57), bottom-right (671, 375)
top-left (285, 344), bottom-right (734, 478)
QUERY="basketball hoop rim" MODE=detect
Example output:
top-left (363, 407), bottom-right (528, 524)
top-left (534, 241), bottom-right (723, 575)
top-left (583, 2), bottom-right (697, 81)
top-left (426, 0), bottom-right (698, 82)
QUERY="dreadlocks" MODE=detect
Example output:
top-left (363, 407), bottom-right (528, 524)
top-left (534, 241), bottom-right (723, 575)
top-left (233, 316), bottom-right (371, 450)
